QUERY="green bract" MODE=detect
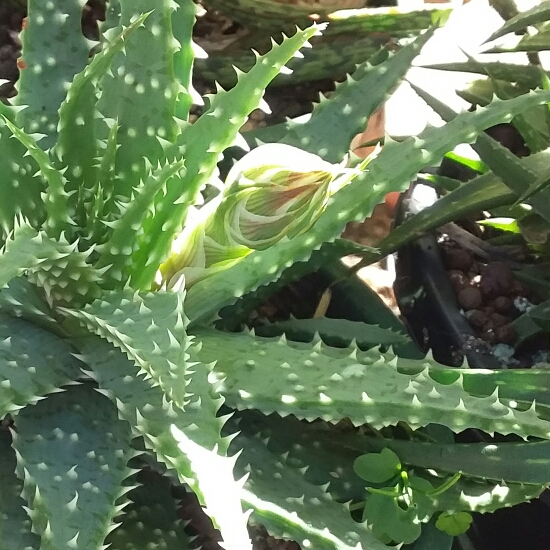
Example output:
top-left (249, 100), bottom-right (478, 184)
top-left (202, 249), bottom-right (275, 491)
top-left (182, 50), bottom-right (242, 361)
top-left (2, 1), bottom-right (550, 549)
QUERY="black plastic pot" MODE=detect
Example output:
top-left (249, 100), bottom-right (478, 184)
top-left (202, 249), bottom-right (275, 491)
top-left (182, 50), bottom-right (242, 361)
top-left (393, 181), bottom-right (502, 369)
top-left (393, 176), bottom-right (550, 550)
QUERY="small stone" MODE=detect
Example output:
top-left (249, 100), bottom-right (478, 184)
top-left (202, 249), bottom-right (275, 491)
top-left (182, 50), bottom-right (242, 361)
top-left (495, 324), bottom-right (517, 344)
top-left (479, 262), bottom-right (514, 300)
top-left (489, 312), bottom-right (510, 328)
top-left (448, 270), bottom-right (469, 295)
top-left (468, 262), bottom-right (481, 276)
top-left (458, 287), bottom-right (483, 310)
top-left (480, 329), bottom-right (497, 345)
top-left (494, 296), bottom-right (513, 314)
top-left (444, 248), bottom-right (474, 271)
top-left (468, 309), bottom-right (487, 328)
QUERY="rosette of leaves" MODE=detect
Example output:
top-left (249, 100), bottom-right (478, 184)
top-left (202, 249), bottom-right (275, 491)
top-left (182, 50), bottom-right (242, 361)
top-left (3, 1), bottom-right (550, 549)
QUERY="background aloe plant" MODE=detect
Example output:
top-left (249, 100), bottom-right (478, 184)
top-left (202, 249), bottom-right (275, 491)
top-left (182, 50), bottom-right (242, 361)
top-left (3, 1), bottom-right (550, 549)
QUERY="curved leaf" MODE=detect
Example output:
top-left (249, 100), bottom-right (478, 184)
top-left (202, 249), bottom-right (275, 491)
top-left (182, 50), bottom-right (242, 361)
top-left (61, 290), bottom-right (190, 407)
top-left (253, 317), bottom-right (410, 348)
top-left (196, 329), bottom-right (550, 439)
top-left (106, 472), bottom-right (194, 550)
top-left (78, 337), bottom-right (252, 550)
top-left (186, 90), bottom-right (550, 324)
top-left (131, 23), bottom-right (326, 289)
top-left (0, 313), bottom-right (82, 417)
top-left (0, 430), bottom-right (40, 550)
top-left (487, 1), bottom-right (550, 42)
top-left (12, 384), bottom-right (135, 550)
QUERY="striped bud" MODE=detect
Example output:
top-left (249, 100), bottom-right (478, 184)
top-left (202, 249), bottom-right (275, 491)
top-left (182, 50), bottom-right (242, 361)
top-left (160, 144), bottom-right (357, 289)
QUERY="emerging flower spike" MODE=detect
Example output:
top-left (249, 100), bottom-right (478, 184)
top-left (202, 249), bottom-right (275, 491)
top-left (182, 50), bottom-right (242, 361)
top-left (160, 143), bottom-right (358, 289)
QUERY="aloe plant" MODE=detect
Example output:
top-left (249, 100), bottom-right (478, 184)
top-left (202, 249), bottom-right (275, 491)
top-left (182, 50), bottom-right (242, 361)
top-left (3, 1), bottom-right (550, 549)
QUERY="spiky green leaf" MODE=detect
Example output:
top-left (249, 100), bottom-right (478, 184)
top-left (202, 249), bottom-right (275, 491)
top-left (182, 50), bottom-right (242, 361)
top-left (97, 3), bottom-right (180, 201)
top-left (280, 27), bottom-right (436, 163)
top-left (0, 277), bottom-right (58, 333)
top-left (96, 158), bottom-right (186, 288)
top-left (16, 0), bottom-right (91, 148)
top-left (12, 384), bottom-right (135, 550)
top-left (0, 314), bottom-right (83, 417)
top-left (254, 317), bottom-right (410, 348)
top-left (409, 81), bottom-right (550, 222)
top-left (77, 338), bottom-right (252, 550)
top-left (0, 104), bottom-right (43, 242)
top-left (54, 12), bottom-right (150, 224)
top-left (229, 410), bottom-right (545, 517)
top-left (228, 422), bottom-right (388, 550)
top-left (172, 0), bottom-right (198, 121)
top-left (0, 429), bottom-right (40, 550)
top-left (486, 0), bottom-right (550, 42)
top-left (196, 330), bottom-right (550, 439)
top-left (2, 118), bottom-right (72, 239)
top-left (106, 472), bottom-right (195, 550)
top-left (61, 290), bottom-right (190, 407)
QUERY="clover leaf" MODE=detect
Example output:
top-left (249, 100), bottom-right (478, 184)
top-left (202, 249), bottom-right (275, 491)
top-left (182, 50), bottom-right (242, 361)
top-left (353, 448), bottom-right (402, 484)
top-left (436, 511), bottom-right (473, 536)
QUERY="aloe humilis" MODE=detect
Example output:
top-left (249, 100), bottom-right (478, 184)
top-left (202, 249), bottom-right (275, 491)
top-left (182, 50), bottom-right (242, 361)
top-left (2, 1), bottom-right (550, 549)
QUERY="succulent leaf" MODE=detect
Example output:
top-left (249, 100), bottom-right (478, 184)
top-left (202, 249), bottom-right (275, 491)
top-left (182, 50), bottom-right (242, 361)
top-left (83, 120), bottom-right (120, 248)
top-left (0, 429), bottom-right (40, 550)
top-left (0, 314), bottom-right (83, 417)
top-left (78, 337), bottom-right (252, 550)
top-left (16, 0), bottom-right (92, 149)
top-left (196, 329), bottom-right (550, 439)
top-left (421, 61), bottom-right (543, 88)
top-left (61, 290), bottom-right (190, 407)
top-left (4, 0), bottom-right (550, 546)
top-left (2, 118), bottom-right (72, 240)
top-left (54, 13), bottom-right (150, 228)
top-left (0, 104), bottom-right (43, 242)
top-left (226, 414), bottom-right (390, 550)
top-left (244, 411), bottom-right (550, 492)
top-left (229, 410), bottom-right (545, 540)
top-left (281, 27), bottom-right (435, 163)
top-left (0, 224), bottom-right (43, 289)
top-left (253, 317), bottom-right (410, 348)
top-left (0, 225), bottom-right (100, 308)
top-left (11, 383), bottom-right (135, 550)
top-left (0, 277), bottom-right (57, 332)
top-left (105, 472), bottom-right (195, 550)
top-left (97, 2), bottom-right (180, 202)
top-left (171, 0), bottom-right (199, 121)
top-left (96, 158), bottom-right (186, 288)
top-left (486, 0), bottom-right (550, 42)
top-left (409, 82), bottom-right (550, 222)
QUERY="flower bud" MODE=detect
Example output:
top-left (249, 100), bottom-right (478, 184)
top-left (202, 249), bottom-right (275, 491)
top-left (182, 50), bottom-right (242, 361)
top-left (160, 144), bottom-right (356, 289)
top-left (220, 143), bottom-right (339, 249)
